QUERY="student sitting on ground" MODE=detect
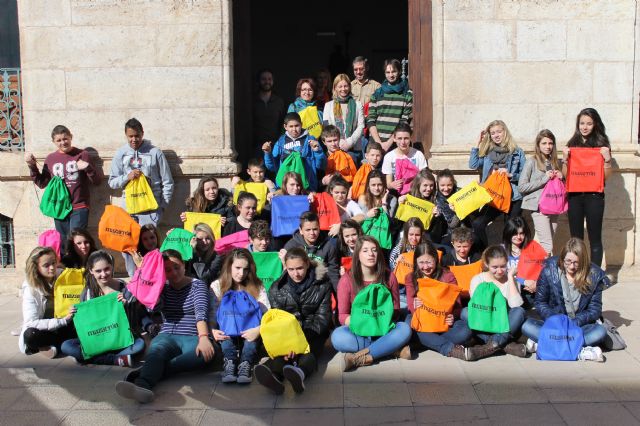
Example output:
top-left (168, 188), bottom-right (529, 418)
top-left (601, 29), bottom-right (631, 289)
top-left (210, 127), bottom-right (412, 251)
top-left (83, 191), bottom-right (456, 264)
top-left (441, 227), bottom-right (481, 268)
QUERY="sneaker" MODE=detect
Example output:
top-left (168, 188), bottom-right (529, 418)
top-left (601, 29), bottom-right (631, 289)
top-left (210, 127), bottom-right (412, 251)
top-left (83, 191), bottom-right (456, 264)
top-left (38, 346), bottom-right (57, 359)
top-left (116, 355), bottom-right (132, 367)
top-left (504, 342), bottom-right (527, 358)
top-left (254, 364), bottom-right (284, 395)
top-left (115, 380), bottom-right (154, 403)
top-left (447, 344), bottom-right (469, 361)
top-left (578, 346), bottom-right (605, 362)
top-left (221, 358), bottom-right (238, 383)
top-left (236, 361), bottom-right (253, 384)
top-left (282, 365), bottom-right (305, 394)
top-left (525, 339), bottom-right (538, 354)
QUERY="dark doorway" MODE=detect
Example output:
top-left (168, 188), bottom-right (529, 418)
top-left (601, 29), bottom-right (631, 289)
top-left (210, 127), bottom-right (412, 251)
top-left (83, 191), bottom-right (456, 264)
top-left (232, 0), bottom-right (409, 169)
top-left (0, 0), bottom-right (20, 68)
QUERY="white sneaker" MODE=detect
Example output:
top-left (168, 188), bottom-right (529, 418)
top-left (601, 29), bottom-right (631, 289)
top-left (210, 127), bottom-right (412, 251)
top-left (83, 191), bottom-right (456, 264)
top-left (525, 339), bottom-right (538, 354)
top-left (38, 346), bottom-right (57, 359)
top-left (578, 346), bottom-right (605, 362)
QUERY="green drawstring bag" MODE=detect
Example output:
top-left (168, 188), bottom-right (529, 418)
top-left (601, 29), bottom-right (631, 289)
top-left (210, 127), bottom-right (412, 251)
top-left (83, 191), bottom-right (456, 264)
top-left (349, 283), bottom-right (395, 337)
top-left (40, 176), bottom-right (73, 220)
top-left (361, 208), bottom-right (392, 249)
top-left (74, 292), bottom-right (134, 359)
top-left (251, 251), bottom-right (283, 292)
top-left (276, 151), bottom-right (309, 189)
top-left (467, 281), bottom-right (510, 333)
top-left (160, 228), bottom-right (195, 261)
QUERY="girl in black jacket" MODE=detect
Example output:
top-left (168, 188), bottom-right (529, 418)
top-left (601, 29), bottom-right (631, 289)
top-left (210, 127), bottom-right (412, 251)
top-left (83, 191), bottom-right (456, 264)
top-left (254, 248), bottom-right (332, 394)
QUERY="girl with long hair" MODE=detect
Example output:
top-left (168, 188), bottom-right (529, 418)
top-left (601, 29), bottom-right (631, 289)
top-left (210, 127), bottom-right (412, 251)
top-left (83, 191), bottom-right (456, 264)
top-left (61, 228), bottom-right (97, 268)
top-left (181, 176), bottom-right (234, 226)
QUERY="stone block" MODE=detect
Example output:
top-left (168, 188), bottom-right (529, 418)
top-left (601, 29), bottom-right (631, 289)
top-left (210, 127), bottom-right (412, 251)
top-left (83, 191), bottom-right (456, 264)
top-left (70, 0), bottom-right (224, 26)
top-left (18, 0), bottom-right (71, 27)
top-left (65, 67), bottom-right (223, 109)
top-left (484, 404), bottom-right (565, 425)
top-left (22, 109), bottom-right (127, 154)
top-left (21, 69), bottom-right (66, 111)
top-left (201, 409), bottom-right (273, 425)
top-left (155, 25), bottom-right (222, 67)
top-left (344, 407), bottom-right (416, 426)
top-left (444, 21), bottom-right (514, 62)
top-left (554, 402), bottom-right (639, 425)
top-left (496, 0), bottom-right (635, 20)
top-left (343, 383), bottom-right (412, 407)
top-left (442, 0), bottom-right (496, 20)
top-left (20, 26), bottom-right (156, 69)
top-left (567, 20), bottom-right (635, 61)
top-left (594, 62), bottom-right (634, 104)
top-left (537, 104), bottom-right (583, 143)
top-left (444, 62), bottom-right (592, 105)
top-left (517, 21), bottom-right (566, 61)
top-left (443, 104), bottom-right (539, 147)
top-left (272, 408), bottom-right (343, 426)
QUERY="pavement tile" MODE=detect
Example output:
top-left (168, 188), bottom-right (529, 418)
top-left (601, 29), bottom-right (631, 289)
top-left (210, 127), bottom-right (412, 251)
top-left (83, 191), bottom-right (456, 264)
top-left (272, 408), bottom-right (343, 425)
top-left (72, 385), bottom-right (142, 410)
top-left (344, 383), bottom-right (412, 407)
top-left (408, 382), bottom-right (480, 405)
top-left (413, 405), bottom-right (488, 424)
top-left (129, 408), bottom-right (205, 425)
top-left (0, 410), bottom-right (68, 426)
top-left (60, 409), bottom-right (136, 426)
top-left (600, 378), bottom-right (640, 401)
top-left (473, 380), bottom-right (549, 404)
top-left (201, 408), bottom-right (273, 425)
top-left (0, 367), bottom-right (44, 387)
top-left (307, 361), bottom-right (343, 384)
top-left (553, 402), bottom-right (640, 426)
top-left (145, 384), bottom-right (213, 409)
top-left (209, 383), bottom-right (276, 409)
top-left (275, 383), bottom-right (343, 408)
top-left (6, 385), bottom-right (82, 411)
top-left (344, 406), bottom-right (416, 425)
top-left (0, 387), bottom-right (27, 410)
top-left (342, 360), bottom-right (405, 384)
top-left (622, 402), bottom-right (640, 421)
top-left (483, 403), bottom-right (565, 425)
top-left (540, 377), bottom-right (618, 402)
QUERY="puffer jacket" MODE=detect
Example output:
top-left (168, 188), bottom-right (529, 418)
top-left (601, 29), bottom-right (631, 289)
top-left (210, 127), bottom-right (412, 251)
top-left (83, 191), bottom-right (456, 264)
top-left (284, 230), bottom-right (340, 289)
top-left (535, 257), bottom-right (609, 327)
top-left (268, 261), bottom-right (333, 337)
top-left (204, 188), bottom-right (235, 220)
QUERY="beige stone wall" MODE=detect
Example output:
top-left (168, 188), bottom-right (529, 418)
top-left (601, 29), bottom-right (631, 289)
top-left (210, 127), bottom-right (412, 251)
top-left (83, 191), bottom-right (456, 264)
top-left (430, 0), bottom-right (640, 270)
top-left (0, 0), bottom-right (238, 292)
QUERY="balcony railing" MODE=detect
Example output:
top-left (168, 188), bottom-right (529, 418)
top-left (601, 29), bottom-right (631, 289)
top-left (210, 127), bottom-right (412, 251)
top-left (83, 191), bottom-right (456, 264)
top-left (0, 68), bottom-right (24, 151)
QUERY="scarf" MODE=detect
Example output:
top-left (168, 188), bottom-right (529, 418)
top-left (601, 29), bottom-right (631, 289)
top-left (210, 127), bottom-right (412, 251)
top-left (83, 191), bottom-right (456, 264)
top-left (488, 146), bottom-right (510, 170)
top-left (292, 97), bottom-right (316, 112)
top-left (288, 268), bottom-right (316, 301)
top-left (372, 78), bottom-right (409, 99)
top-left (333, 95), bottom-right (357, 138)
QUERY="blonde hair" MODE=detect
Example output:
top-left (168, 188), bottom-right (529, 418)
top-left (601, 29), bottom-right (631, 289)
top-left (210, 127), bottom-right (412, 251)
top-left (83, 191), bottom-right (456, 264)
top-left (25, 246), bottom-right (57, 296)
top-left (193, 223), bottom-right (216, 261)
top-left (331, 73), bottom-right (351, 98)
top-left (558, 238), bottom-right (592, 294)
top-left (478, 120), bottom-right (517, 157)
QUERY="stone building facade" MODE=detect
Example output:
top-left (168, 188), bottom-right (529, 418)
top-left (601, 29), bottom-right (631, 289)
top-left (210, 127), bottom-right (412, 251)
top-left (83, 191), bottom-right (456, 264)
top-left (1, 0), bottom-right (639, 292)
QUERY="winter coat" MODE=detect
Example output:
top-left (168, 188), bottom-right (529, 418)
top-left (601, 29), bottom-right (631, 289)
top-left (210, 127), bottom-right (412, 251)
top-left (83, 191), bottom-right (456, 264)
top-left (284, 230), bottom-right (340, 289)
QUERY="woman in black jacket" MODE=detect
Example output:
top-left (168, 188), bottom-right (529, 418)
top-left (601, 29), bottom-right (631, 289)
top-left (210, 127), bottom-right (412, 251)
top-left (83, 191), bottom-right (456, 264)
top-left (254, 248), bottom-right (332, 394)
top-left (521, 238), bottom-right (608, 362)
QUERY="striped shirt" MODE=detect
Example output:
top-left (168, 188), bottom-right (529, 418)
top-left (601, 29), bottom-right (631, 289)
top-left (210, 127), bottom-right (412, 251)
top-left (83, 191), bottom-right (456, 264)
top-left (366, 90), bottom-right (413, 142)
top-left (160, 279), bottom-right (209, 336)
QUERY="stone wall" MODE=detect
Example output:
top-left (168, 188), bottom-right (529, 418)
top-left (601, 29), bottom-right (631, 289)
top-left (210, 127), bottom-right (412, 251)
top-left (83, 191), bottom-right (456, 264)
top-left (430, 0), bottom-right (639, 270)
top-left (0, 0), bottom-right (237, 292)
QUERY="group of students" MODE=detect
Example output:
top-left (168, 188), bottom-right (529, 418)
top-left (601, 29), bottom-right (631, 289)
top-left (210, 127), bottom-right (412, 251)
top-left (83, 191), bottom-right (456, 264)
top-left (18, 58), bottom-right (616, 402)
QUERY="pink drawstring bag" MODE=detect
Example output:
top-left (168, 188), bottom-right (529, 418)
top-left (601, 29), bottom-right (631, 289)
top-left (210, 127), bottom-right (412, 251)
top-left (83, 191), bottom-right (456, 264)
top-left (38, 229), bottom-right (62, 260)
top-left (215, 230), bottom-right (250, 255)
top-left (127, 249), bottom-right (166, 309)
top-left (538, 178), bottom-right (568, 215)
top-left (395, 158), bottom-right (419, 195)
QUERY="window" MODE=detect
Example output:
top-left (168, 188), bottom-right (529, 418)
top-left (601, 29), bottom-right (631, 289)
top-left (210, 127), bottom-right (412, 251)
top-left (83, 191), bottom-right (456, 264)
top-left (0, 214), bottom-right (15, 267)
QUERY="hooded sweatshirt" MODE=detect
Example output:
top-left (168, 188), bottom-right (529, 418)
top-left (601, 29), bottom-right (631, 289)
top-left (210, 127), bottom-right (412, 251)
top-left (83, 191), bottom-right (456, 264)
top-left (263, 130), bottom-right (326, 191)
top-left (108, 140), bottom-right (174, 208)
top-left (283, 230), bottom-right (339, 290)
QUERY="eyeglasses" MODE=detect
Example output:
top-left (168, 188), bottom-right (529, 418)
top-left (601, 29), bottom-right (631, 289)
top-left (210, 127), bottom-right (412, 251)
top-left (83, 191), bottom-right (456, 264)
top-left (301, 88), bottom-right (313, 92)
top-left (418, 260), bottom-right (435, 267)
top-left (563, 259), bottom-right (579, 267)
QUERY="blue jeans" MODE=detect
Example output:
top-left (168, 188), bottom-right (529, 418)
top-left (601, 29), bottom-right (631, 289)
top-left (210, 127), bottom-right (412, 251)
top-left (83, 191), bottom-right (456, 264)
top-left (221, 337), bottom-right (259, 364)
top-left (461, 306), bottom-right (526, 347)
top-left (61, 337), bottom-right (145, 364)
top-left (407, 315), bottom-right (473, 356)
top-left (521, 318), bottom-right (607, 347)
top-left (122, 207), bottom-right (164, 277)
top-left (54, 207), bottom-right (89, 243)
top-left (135, 333), bottom-right (216, 390)
top-left (331, 322), bottom-right (412, 360)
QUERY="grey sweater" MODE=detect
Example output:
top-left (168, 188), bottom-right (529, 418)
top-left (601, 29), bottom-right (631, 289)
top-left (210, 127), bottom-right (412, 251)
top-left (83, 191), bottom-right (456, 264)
top-left (518, 157), bottom-right (552, 212)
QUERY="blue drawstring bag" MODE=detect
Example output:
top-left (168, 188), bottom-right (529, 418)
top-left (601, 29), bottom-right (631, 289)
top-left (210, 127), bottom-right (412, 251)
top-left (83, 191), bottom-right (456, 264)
top-left (270, 195), bottom-right (309, 237)
top-left (216, 290), bottom-right (263, 337)
top-left (537, 314), bottom-right (584, 361)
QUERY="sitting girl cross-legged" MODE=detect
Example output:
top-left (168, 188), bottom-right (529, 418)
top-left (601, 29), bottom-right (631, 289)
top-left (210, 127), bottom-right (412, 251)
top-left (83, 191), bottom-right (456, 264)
top-left (332, 236), bottom-right (412, 371)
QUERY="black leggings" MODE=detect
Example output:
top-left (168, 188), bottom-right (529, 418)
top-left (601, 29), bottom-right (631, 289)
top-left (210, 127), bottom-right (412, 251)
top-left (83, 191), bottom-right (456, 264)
top-left (567, 193), bottom-right (605, 267)
top-left (472, 200), bottom-right (523, 251)
top-left (23, 325), bottom-right (77, 355)
top-left (263, 334), bottom-right (327, 378)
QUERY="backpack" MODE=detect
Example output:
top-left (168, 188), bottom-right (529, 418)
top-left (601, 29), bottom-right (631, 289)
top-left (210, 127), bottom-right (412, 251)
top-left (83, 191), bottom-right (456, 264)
top-left (361, 208), bottom-right (392, 249)
top-left (98, 205), bottom-right (141, 252)
top-left (312, 192), bottom-right (341, 231)
top-left (467, 281), bottom-right (509, 333)
top-left (395, 158), bottom-right (419, 195)
top-left (53, 268), bottom-right (85, 318)
top-left (40, 176), bottom-right (73, 220)
top-left (537, 314), bottom-right (584, 361)
top-left (216, 290), bottom-right (263, 337)
top-left (261, 308), bottom-right (310, 358)
top-left (127, 249), bottom-right (166, 310)
top-left (538, 177), bottom-right (568, 215)
top-left (160, 228), bottom-right (194, 261)
top-left (270, 195), bottom-right (310, 237)
top-left (38, 229), bottom-right (61, 261)
top-left (349, 283), bottom-right (395, 337)
top-left (483, 171), bottom-right (512, 214)
top-left (598, 316), bottom-right (627, 351)
top-left (276, 151), bottom-right (309, 189)
top-left (125, 175), bottom-right (158, 214)
top-left (410, 277), bottom-right (461, 333)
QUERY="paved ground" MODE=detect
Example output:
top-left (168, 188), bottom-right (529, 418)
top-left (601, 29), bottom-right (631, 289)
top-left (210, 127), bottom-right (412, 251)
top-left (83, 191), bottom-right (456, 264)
top-left (0, 279), bottom-right (639, 426)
